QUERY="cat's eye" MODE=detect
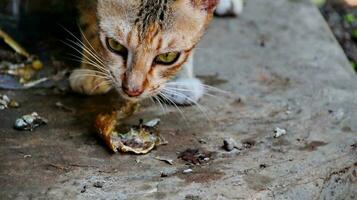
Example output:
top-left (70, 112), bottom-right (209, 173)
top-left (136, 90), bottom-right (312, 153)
top-left (155, 52), bottom-right (180, 65)
top-left (106, 38), bottom-right (128, 57)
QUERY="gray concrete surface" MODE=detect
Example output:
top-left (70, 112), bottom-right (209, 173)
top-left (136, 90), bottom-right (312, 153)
top-left (1, 0), bottom-right (357, 199)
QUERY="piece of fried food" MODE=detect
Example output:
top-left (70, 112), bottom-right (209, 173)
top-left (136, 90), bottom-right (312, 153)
top-left (94, 102), bottom-right (166, 154)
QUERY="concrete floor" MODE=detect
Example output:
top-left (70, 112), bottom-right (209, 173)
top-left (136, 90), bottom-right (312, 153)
top-left (1, 0), bottom-right (357, 199)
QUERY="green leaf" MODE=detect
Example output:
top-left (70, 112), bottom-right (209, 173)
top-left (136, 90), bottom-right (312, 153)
top-left (344, 14), bottom-right (356, 24)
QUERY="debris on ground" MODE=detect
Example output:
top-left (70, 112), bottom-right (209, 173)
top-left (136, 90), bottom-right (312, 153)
top-left (178, 149), bottom-right (212, 165)
top-left (259, 164), bottom-right (268, 169)
top-left (274, 127), bottom-right (287, 138)
top-left (155, 157), bottom-right (174, 165)
top-left (242, 139), bottom-right (256, 149)
top-left (0, 28), bottom-right (44, 84)
top-left (14, 112), bottom-right (47, 131)
top-left (222, 138), bottom-right (239, 152)
top-left (160, 168), bottom-right (177, 177)
top-left (93, 181), bottom-right (104, 188)
top-left (55, 101), bottom-right (76, 113)
top-left (0, 94), bottom-right (19, 110)
top-left (80, 185), bottom-right (87, 193)
top-left (182, 169), bottom-right (193, 174)
top-left (185, 195), bottom-right (202, 200)
top-left (95, 102), bottom-right (167, 154)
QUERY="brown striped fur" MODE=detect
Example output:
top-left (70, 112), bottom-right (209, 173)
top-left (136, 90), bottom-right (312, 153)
top-left (70, 0), bottom-right (218, 100)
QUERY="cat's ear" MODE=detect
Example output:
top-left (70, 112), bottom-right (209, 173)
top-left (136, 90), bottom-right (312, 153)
top-left (191, 0), bottom-right (219, 13)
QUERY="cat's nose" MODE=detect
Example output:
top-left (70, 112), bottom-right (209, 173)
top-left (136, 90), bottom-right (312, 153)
top-left (122, 85), bottom-right (143, 97)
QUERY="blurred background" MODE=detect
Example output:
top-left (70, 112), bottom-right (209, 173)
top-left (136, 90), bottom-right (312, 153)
top-left (315, 0), bottom-right (357, 71)
top-left (1, 0), bottom-right (356, 67)
top-left (0, 0), bottom-right (356, 90)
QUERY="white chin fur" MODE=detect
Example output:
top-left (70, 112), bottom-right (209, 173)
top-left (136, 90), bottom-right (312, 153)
top-left (215, 0), bottom-right (243, 16)
top-left (162, 78), bottom-right (204, 105)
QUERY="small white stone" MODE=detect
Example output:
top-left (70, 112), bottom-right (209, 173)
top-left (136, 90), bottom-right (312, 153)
top-left (274, 128), bottom-right (287, 138)
top-left (15, 119), bottom-right (27, 129)
top-left (23, 114), bottom-right (35, 124)
top-left (2, 95), bottom-right (10, 103)
top-left (145, 118), bottom-right (160, 127)
top-left (183, 169), bottom-right (193, 174)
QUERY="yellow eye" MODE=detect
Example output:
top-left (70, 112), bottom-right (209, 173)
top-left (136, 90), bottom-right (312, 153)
top-left (106, 38), bottom-right (128, 57)
top-left (155, 52), bottom-right (180, 65)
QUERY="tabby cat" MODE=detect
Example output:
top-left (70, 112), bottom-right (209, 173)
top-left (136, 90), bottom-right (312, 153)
top-left (70, 0), bottom-right (243, 105)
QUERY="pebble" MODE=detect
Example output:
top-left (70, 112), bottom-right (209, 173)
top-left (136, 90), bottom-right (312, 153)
top-left (93, 181), bottom-right (104, 188)
top-left (183, 169), bottom-right (193, 174)
top-left (223, 138), bottom-right (237, 151)
top-left (0, 94), bottom-right (10, 110)
top-left (274, 127), bottom-right (287, 138)
top-left (80, 185), bottom-right (87, 193)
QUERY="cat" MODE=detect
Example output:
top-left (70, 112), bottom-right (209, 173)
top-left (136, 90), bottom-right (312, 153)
top-left (69, 0), bottom-right (243, 105)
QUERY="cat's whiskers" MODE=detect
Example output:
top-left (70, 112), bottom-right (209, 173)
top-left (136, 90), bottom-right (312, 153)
top-left (164, 86), bottom-right (228, 105)
top-left (69, 67), bottom-right (110, 78)
top-left (64, 39), bottom-right (109, 74)
top-left (153, 95), bottom-right (166, 114)
top-left (166, 81), bottom-right (230, 95)
top-left (65, 54), bottom-right (109, 74)
top-left (71, 68), bottom-right (114, 85)
top-left (63, 38), bottom-right (117, 86)
top-left (158, 91), bottom-right (187, 121)
top-left (72, 73), bottom-right (112, 81)
top-left (62, 26), bottom-right (107, 67)
top-left (89, 79), bottom-right (112, 94)
top-left (161, 87), bottom-right (211, 122)
top-left (62, 27), bottom-right (118, 87)
top-left (79, 27), bottom-right (107, 66)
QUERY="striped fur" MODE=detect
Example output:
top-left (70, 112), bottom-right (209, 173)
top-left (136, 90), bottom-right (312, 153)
top-left (70, 0), bottom-right (218, 102)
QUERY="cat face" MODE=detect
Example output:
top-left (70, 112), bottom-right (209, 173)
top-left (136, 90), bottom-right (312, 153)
top-left (95, 0), bottom-right (217, 101)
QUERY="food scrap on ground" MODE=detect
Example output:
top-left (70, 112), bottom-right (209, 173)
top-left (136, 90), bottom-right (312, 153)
top-left (0, 94), bottom-right (19, 110)
top-left (14, 112), bottom-right (47, 131)
top-left (94, 102), bottom-right (166, 154)
top-left (55, 101), bottom-right (76, 113)
top-left (155, 157), bottom-right (174, 165)
top-left (178, 148), bottom-right (212, 165)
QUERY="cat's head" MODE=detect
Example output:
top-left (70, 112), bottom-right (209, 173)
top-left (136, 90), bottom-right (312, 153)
top-left (93, 0), bottom-right (217, 101)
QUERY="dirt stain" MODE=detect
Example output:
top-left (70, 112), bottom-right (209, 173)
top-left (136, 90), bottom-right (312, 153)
top-left (242, 139), bottom-right (256, 149)
top-left (273, 138), bottom-right (291, 146)
top-left (178, 170), bottom-right (224, 184)
top-left (244, 173), bottom-right (273, 191)
top-left (178, 148), bottom-right (212, 165)
top-left (298, 141), bottom-right (328, 151)
top-left (257, 72), bottom-right (291, 90)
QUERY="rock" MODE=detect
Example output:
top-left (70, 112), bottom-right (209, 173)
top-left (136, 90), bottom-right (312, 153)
top-left (183, 169), bottom-right (193, 174)
top-left (274, 128), bottom-right (287, 138)
top-left (223, 138), bottom-right (237, 151)
top-left (93, 181), bottom-right (104, 188)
